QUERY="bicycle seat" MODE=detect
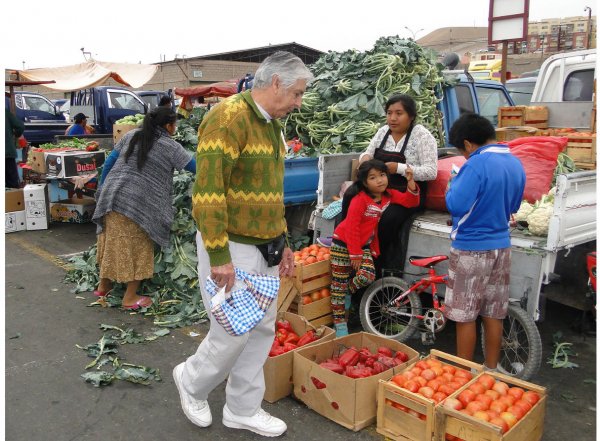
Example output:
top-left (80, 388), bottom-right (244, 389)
top-left (409, 255), bottom-right (448, 268)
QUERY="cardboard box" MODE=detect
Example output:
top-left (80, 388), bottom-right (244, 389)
top-left (23, 184), bottom-right (50, 230)
top-left (263, 311), bottom-right (335, 403)
top-left (45, 150), bottom-right (106, 178)
top-left (29, 149), bottom-right (48, 174)
top-left (434, 371), bottom-right (547, 441)
top-left (5, 188), bottom-right (25, 212)
top-left (113, 124), bottom-right (139, 144)
top-left (376, 350), bottom-right (484, 441)
top-left (293, 332), bottom-right (419, 431)
top-left (5, 210), bottom-right (26, 233)
top-left (50, 197), bottom-right (96, 223)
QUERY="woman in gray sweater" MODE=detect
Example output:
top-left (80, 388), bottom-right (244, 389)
top-left (92, 107), bottom-right (195, 309)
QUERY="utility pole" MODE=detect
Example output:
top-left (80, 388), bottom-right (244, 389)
top-left (585, 6), bottom-right (592, 49)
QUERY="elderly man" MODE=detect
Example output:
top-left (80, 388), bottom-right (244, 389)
top-left (173, 51), bottom-right (313, 437)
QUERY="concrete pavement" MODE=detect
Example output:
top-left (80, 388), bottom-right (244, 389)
top-left (4, 223), bottom-right (596, 440)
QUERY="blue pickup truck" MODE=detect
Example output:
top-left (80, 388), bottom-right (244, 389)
top-left (283, 74), bottom-right (516, 207)
top-left (6, 86), bottom-right (147, 146)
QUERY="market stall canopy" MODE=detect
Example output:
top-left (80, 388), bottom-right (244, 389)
top-left (16, 60), bottom-right (158, 91)
top-left (174, 80), bottom-right (238, 99)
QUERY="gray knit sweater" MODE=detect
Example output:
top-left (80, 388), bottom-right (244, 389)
top-left (93, 128), bottom-right (192, 247)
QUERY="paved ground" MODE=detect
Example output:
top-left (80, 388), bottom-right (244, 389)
top-left (4, 223), bottom-right (597, 441)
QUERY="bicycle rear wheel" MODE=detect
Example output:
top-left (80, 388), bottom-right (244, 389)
top-left (481, 304), bottom-right (542, 380)
top-left (359, 277), bottom-right (422, 342)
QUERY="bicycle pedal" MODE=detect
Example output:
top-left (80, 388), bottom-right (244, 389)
top-left (420, 331), bottom-right (435, 345)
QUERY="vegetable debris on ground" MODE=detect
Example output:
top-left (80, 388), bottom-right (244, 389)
top-left (284, 36), bottom-right (447, 156)
top-left (547, 331), bottom-right (579, 369)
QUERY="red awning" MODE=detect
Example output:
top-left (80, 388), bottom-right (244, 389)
top-left (174, 80), bottom-right (238, 99)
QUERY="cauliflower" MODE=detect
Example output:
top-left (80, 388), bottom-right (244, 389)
top-left (526, 204), bottom-right (554, 236)
top-left (515, 201), bottom-right (534, 222)
top-left (541, 187), bottom-right (556, 205)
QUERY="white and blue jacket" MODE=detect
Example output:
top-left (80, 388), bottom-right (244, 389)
top-left (445, 144), bottom-right (526, 251)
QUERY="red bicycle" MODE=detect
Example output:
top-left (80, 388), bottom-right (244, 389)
top-left (359, 254), bottom-right (542, 380)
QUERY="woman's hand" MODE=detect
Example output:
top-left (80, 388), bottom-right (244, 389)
top-left (211, 262), bottom-right (235, 291)
top-left (279, 247), bottom-right (295, 277)
top-left (405, 165), bottom-right (417, 192)
top-left (385, 162), bottom-right (398, 174)
top-left (359, 154), bottom-right (373, 164)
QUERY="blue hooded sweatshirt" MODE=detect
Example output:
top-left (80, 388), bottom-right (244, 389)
top-left (445, 144), bottom-right (526, 251)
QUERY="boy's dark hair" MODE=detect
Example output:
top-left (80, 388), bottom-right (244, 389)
top-left (449, 113), bottom-right (496, 150)
top-left (340, 159), bottom-right (389, 220)
top-left (124, 107), bottom-right (177, 169)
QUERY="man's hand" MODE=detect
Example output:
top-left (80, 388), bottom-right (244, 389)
top-left (211, 262), bottom-right (235, 291)
top-left (279, 247), bottom-right (295, 277)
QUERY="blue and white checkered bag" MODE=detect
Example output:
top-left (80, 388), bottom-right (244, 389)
top-left (206, 268), bottom-right (280, 336)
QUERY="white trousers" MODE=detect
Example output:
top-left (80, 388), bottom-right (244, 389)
top-left (180, 231), bottom-right (279, 416)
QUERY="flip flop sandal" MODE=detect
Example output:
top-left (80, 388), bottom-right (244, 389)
top-left (122, 296), bottom-right (153, 310)
top-left (93, 289), bottom-right (112, 298)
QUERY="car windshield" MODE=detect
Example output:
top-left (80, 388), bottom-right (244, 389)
top-left (507, 82), bottom-right (536, 105)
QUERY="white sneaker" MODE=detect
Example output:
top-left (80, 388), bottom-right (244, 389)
top-left (172, 362), bottom-right (212, 427)
top-left (222, 404), bottom-right (287, 437)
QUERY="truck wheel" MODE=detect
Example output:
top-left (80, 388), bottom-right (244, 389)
top-left (359, 277), bottom-right (421, 342)
top-left (481, 304), bottom-right (542, 380)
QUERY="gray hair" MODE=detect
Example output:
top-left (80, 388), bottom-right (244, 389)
top-left (253, 51), bottom-right (314, 89)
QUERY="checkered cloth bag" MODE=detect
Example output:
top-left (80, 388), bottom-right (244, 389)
top-left (206, 268), bottom-right (280, 336)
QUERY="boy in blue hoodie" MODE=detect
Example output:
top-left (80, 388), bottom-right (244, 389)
top-left (445, 113), bottom-right (526, 370)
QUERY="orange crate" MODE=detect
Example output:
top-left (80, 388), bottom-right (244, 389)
top-left (566, 133), bottom-right (596, 165)
top-left (376, 350), bottom-right (483, 441)
top-left (498, 106), bottom-right (548, 129)
top-left (434, 371), bottom-right (546, 441)
top-left (288, 260), bottom-right (332, 326)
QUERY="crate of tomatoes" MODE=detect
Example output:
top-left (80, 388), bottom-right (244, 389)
top-left (377, 350), bottom-right (483, 441)
top-left (435, 371), bottom-right (546, 441)
top-left (288, 244), bottom-right (333, 327)
top-left (264, 312), bottom-right (335, 403)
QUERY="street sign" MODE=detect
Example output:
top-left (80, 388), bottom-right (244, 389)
top-left (488, 0), bottom-right (529, 43)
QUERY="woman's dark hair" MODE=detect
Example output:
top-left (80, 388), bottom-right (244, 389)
top-left (124, 107), bottom-right (177, 169)
top-left (340, 159), bottom-right (389, 220)
top-left (449, 113), bottom-right (496, 150)
top-left (385, 94), bottom-right (417, 120)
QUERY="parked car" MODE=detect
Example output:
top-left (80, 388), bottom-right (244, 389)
top-left (506, 77), bottom-right (537, 105)
top-left (51, 98), bottom-right (68, 108)
top-left (135, 90), bottom-right (175, 111)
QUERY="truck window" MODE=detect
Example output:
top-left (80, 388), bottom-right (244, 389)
top-left (108, 91), bottom-right (145, 113)
top-left (21, 95), bottom-right (57, 114)
top-left (475, 86), bottom-right (511, 126)
top-left (455, 85), bottom-right (475, 114)
top-left (563, 69), bottom-right (594, 102)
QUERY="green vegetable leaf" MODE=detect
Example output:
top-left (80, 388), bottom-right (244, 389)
top-left (81, 371), bottom-right (114, 387)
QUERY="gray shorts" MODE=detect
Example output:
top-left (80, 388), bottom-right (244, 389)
top-left (443, 247), bottom-right (511, 322)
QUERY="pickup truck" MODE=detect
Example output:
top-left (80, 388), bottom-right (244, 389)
top-left (283, 74), bottom-right (516, 233)
top-left (5, 86), bottom-right (147, 145)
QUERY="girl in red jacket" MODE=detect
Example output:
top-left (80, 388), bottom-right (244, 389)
top-left (330, 159), bottom-right (419, 336)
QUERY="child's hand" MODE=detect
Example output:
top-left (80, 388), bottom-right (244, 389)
top-left (351, 258), bottom-right (361, 271)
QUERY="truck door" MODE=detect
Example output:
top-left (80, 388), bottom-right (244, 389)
top-left (16, 93), bottom-right (65, 122)
top-left (105, 89), bottom-right (146, 125)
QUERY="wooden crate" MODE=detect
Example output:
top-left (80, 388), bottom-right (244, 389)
top-left (277, 277), bottom-right (299, 313)
top-left (288, 259), bottom-right (332, 326)
top-left (495, 126), bottom-right (538, 142)
top-left (498, 106), bottom-right (548, 129)
top-left (434, 371), bottom-right (547, 441)
top-left (566, 133), bottom-right (596, 165)
top-left (376, 350), bottom-right (483, 441)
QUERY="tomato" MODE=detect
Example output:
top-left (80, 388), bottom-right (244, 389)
top-left (414, 376), bottom-right (427, 387)
top-left (477, 374), bottom-right (495, 390)
top-left (457, 389), bottom-right (476, 408)
top-left (410, 367), bottom-right (423, 376)
top-left (521, 391), bottom-right (541, 405)
top-left (453, 377), bottom-right (470, 387)
top-left (507, 386), bottom-right (524, 400)
top-left (489, 400), bottom-right (508, 414)
top-left (506, 405), bottom-right (526, 420)
top-left (426, 358), bottom-right (443, 368)
top-left (484, 389), bottom-right (500, 401)
top-left (513, 399), bottom-right (532, 414)
top-left (498, 395), bottom-right (516, 407)
top-left (500, 412), bottom-right (518, 428)
top-left (485, 409), bottom-right (500, 420)
top-left (403, 371), bottom-right (416, 381)
top-left (443, 397), bottom-right (463, 410)
top-left (445, 434), bottom-right (458, 441)
top-left (468, 382), bottom-right (486, 395)
top-left (432, 391), bottom-right (448, 403)
top-left (466, 401), bottom-right (486, 414)
top-left (442, 365), bottom-right (456, 375)
top-left (454, 369), bottom-right (473, 381)
top-left (310, 291), bottom-right (321, 302)
top-left (320, 288), bottom-right (331, 298)
top-left (474, 393), bottom-right (493, 409)
top-left (492, 381), bottom-right (509, 395)
top-left (407, 409), bottom-right (421, 419)
top-left (440, 372), bottom-right (454, 383)
top-left (472, 410), bottom-right (490, 422)
top-left (447, 381), bottom-right (463, 391)
top-left (431, 366), bottom-right (444, 377)
top-left (418, 386), bottom-right (435, 399)
top-left (415, 361), bottom-right (430, 370)
top-left (302, 295), bottom-right (312, 305)
top-left (403, 380), bottom-right (419, 393)
top-left (391, 402), bottom-right (408, 412)
top-left (421, 369), bottom-right (437, 381)
top-left (391, 374), bottom-right (407, 388)
top-left (489, 417), bottom-right (510, 434)
top-left (427, 379), bottom-right (442, 392)
top-left (438, 384), bottom-right (457, 396)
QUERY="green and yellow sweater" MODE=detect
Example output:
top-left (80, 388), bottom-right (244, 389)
top-left (192, 91), bottom-right (287, 266)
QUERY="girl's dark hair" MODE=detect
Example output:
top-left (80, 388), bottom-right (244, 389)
top-left (340, 159), bottom-right (389, 220)
top-left (385, 94), bottom-right (417, 120)
top-left (124, 107), bottom-right (177, 169)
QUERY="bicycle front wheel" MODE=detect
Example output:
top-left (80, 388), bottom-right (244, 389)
top-left (359, 277), bottom-right (422, 342)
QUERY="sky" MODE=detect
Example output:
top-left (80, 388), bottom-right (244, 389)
top-left (1, 0), bottom-right (595, 70)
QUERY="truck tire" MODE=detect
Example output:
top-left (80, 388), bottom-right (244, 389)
top-left (481, 304), bottom-right (542, 381)
top-left (359, 277), bottom-right (422, 342)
